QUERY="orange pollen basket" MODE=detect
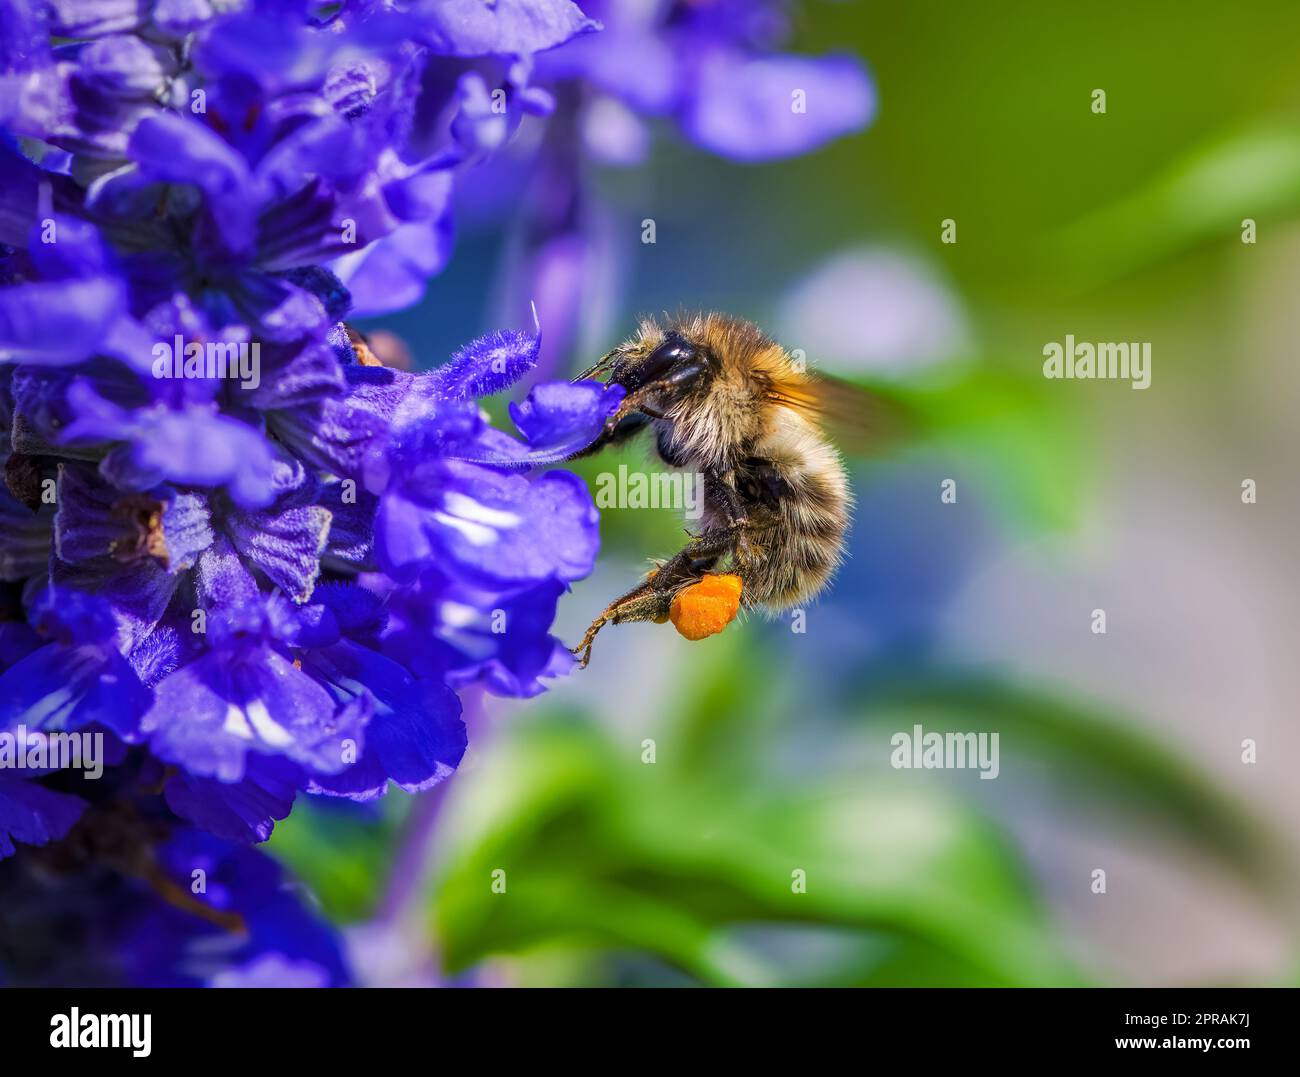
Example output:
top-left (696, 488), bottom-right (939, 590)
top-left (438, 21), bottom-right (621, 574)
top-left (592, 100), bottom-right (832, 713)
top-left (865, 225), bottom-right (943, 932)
top-left (668, 574), bottom-right (743, 641)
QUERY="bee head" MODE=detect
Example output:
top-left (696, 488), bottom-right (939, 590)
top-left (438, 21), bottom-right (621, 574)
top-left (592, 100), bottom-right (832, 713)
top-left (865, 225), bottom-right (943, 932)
top-left (605, 329), bottom-right (716, 401)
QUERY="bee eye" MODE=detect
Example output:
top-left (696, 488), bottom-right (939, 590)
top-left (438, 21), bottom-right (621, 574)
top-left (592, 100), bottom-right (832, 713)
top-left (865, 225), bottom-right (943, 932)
top-left (615, 332), bottom-right (699, 392)
top-left (650, 333), bottom-right (697, 369)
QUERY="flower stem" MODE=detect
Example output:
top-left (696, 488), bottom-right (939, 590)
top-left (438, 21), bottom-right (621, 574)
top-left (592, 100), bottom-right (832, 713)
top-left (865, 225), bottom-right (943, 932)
top-left (376, 685), bottom-right (483, 926)
top-left (375, 777), bottom-right (453, 925)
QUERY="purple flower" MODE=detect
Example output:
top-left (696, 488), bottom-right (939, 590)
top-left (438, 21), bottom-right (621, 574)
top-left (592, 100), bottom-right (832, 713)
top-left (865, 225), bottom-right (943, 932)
top-left (140, 624), bottom-right (373, 784)
top-left (163, 757), bottom-right (301, 845)
top-left (679, 52), bottom-right (874, 162)
top-left (0, 775), bottom-right (86, 859)
top-left (539, 0), bottom-right (874, 162)
top-left (382, 571), bottom-right (577, 697)
top-left (0, 585), bottom-right (151, 738)
top-left (302, 640), bottom-right (466, 800)
top-left (414, 0), bottom-right (599, 57)
top-left (0, 824), bottom-right (352, 986)
top-left (0, 0), bottom-right (617, 987)
top-left (0, 0), bottom-right (875, 989)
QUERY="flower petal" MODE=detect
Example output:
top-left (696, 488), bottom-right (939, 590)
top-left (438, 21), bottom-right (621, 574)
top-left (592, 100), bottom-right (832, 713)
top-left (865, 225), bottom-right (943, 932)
top-left (0, 777), bottom-right (86, 860)
top-left (304, 641), bottom-right (465, 800)
top-left (681, 52), bottom-right (875, 162)
top-left (429, 325), bottom-right (541, 402)
top-left (415, 0), bottom-right (599, 58)
top-left (142, 643), bottom-right (372, 783)
top-left (0, 641), bottom-right (149, 738)
top-left (448, 379), bottom-right (624, 466)
top-left (379, 462), bottom-right (599, 586)
top-left (164, 756), bottom-right (301, 844)
top-left (128, 112), bottom-right (258, 257)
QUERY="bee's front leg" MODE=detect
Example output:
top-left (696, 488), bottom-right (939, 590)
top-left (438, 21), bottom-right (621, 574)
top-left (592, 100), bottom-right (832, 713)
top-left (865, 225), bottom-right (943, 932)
top-left (598, 350), bottom-right (708, 436)
top-left (565, 410), bottom-right (652, 460)
top-left (601, 393), bottom-right (667, 436)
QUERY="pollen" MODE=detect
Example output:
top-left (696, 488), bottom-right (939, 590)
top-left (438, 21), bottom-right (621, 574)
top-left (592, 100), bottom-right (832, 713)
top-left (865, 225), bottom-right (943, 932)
top-left (669, 574), bottom-right (743, 641)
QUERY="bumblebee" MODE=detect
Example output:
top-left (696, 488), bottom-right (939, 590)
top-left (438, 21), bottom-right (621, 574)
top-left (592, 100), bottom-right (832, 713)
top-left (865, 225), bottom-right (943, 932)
top-left (569, 312), bottom-right (901, 666)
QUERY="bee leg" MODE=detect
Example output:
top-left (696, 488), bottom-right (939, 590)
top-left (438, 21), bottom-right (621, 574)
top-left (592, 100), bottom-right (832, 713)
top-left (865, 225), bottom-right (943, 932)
top-left (571, 584), bottom-right (676, 669)
top-left (570, 529), bottom-right (735, 668)
top-left (600, 392), bottom-right (667, 437)
top-left (701, 469), bottom-right (766, 562)
top-left (565, 387), bottom-right (673, 461)
top-left (703, 470), bottom-right (750, 543)
top-left (598, 355), bottom-right (707, 436)
top-left (565, 410), bottom-right (651, 461)
top-left (704, 471), bottom-right (745, 524)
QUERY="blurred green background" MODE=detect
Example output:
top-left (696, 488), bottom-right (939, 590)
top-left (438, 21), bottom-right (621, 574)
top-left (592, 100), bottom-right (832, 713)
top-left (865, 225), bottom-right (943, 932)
top-left (272, 1), bottom-right (1300, 986)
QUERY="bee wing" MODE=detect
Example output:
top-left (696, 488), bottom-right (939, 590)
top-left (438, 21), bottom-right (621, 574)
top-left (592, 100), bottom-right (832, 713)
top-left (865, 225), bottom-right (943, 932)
top-left (768, 372), bottom-right (916, 455)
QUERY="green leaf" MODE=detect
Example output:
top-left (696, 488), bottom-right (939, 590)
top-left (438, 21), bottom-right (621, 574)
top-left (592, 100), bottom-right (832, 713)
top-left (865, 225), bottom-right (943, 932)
top-left (268, 797), bottom-right (401, 922)
top-left (859, 672), bottom-right (1279, 888)
top-left (1049, 127), bottom-right (1300, 287)
top-left (431, 713), bottom-right (1082, 986)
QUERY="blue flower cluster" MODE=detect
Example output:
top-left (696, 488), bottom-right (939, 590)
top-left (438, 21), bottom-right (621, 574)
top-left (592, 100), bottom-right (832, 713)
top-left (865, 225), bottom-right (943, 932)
top-left (0, 0), bottom-right (622, 984)
top-left (0, 0), bottom-right (873, 986)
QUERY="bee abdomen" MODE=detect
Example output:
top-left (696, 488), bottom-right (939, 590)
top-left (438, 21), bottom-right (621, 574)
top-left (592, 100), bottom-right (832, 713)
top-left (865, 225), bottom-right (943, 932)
top-left (735, 412), bottom-right (850, 610)
top-left (741, 516), bottom-right (846, 610)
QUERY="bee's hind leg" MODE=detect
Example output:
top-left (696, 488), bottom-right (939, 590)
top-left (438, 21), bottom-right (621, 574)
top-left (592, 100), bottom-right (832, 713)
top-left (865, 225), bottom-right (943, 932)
top-left (571, 584), bottom-right (676, 669)
top-left (570, 532), bottom-right (732, 668)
